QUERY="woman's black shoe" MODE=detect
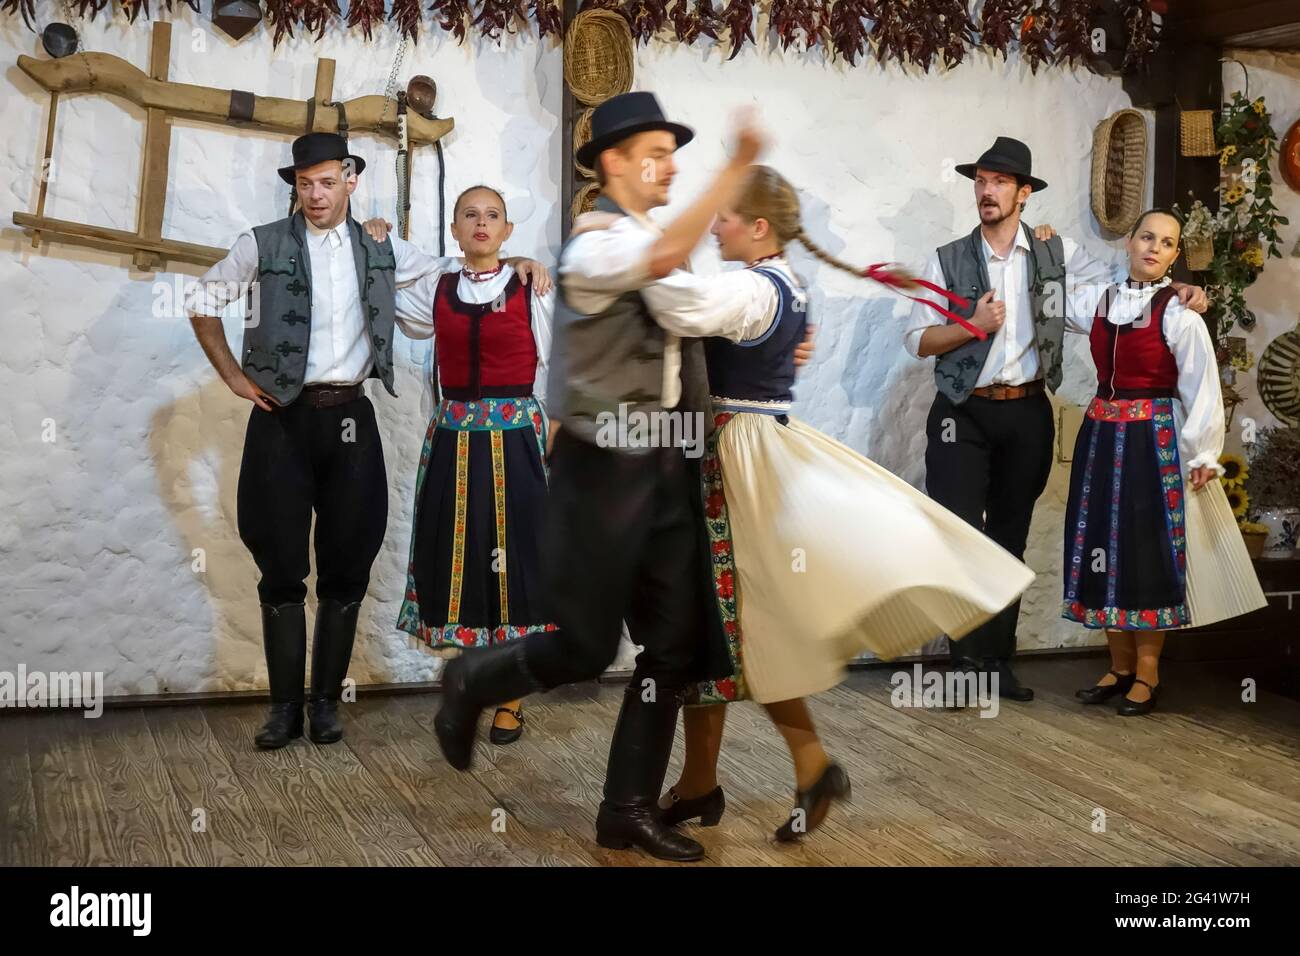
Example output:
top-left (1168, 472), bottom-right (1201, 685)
top-left (1117, 678), bottom-right (1160, 716)
top-left (660, 786), bottom-right (726, 827)
top-left (1076, 670), bottom-right (1135, 705)
top-left (489, 707), bottom-right (525, 745)
top-left (775, 762), bottom-right (850, 843)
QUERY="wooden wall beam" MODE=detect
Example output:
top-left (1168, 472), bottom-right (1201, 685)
top-left (134, 21), bottom-right (173, 271)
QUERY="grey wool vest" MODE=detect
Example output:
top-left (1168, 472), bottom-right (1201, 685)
top-left (933, 222), bottom-right (1067, 404)
top-left (548, 195), bottom-right (710, 453)
top-left (242, 212), bottom-right (398, 406)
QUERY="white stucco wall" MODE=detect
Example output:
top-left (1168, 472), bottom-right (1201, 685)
top-left (2, 12), bottom-right (1294, 696)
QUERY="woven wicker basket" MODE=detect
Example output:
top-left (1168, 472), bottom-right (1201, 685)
top-left (564, 10), bottom-right (634, 107)
top-left (572, 181), bottom-right (601, 220)
top-left (1091, 109), bottom-right (1148, 234)
top-left (574, 108), bottom-right (595, 178)
top-left (1185, 234), bottom-right (1214, 271)
top-left (1180, 109), bottom-right (1218, 157)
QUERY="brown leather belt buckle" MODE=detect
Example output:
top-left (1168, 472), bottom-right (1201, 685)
top-left (301, 384), bottom-right (362, 408)
top-left (972, 380), bottom-right (1044, 401)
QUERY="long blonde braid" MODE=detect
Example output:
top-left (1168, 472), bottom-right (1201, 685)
top-left (735, 166), bottom-right (917, 286)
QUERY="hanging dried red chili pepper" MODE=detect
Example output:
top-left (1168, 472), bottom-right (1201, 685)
top-left (68, 0), bottom-right (110, 20)
top-left (978, 0), bottom-right (1028, 61)
top-left (530, 0), bottom-right (564, 38)
top-left (347, 0), bottom-right (387, 40)
top-left (390, 0), bottom-right (424, 40)
top-left (865, 0), bottom-right (911, 68)
top-left (430, 0), bottom-right (473, 42)
top-left (476, 0), bottom-right (527, 40)
top-left (719, 0), bottom-right (757, 60)
top-left (825, 0), bottom-right (870, 64)
top-left (1122, 0), bottom-right (1158, 71)
top-left (1053, 0), bottom-right (1095, 67)
top-left (1018, 0), bottom-right (1055, 74)
top-left (927, 0), bottom-right (976, 69)
top-left (622, 0), bottom-right (669, 43)
top-left (0, 0), bottom-right (35, 29)
top-left (769, 0), bottom-right (827, 52)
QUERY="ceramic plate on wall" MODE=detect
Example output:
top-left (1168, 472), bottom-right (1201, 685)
top-left (1258, 324), bottom-right (1300, 427)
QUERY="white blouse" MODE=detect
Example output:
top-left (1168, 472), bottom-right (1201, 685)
top-left (1066, 276), bottom-right (1226, 476)
top-left (640, 255), bottom-right (806, 343)
top-left (390, 235), bottom-right (555, 409)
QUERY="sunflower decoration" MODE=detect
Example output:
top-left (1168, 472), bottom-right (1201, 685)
top-left (1219, 144), bottom-right (1238, 167)
top-left (1219, 452), bottom-right (1248, 489)
top-left (1225, 485), bottom-right (1250, 519)
top-left (1223, 182), bottom-right (1247, 205)
top-left (1242, 245), bottom-right (1265, 268)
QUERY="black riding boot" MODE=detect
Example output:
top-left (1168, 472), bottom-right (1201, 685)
top-left (596, 682), bottom-right (704, 862)
top-left (255, 602), bottom-right (306, 749)
top-left (434, 641), bottom-right (544, 771)
top-left (307, 599), bottom-right (361, 744)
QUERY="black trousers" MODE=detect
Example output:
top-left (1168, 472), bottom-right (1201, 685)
top-left (237, 395), bottom-right (389, 606)
top-left (522, 429), bottom-right (707, 692)
top-left (924, 390), bottom-right (1054, 663)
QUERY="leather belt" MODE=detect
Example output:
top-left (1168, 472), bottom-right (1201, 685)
top-left (296, 383), bottom-right (362, 408)
top-left (970, 380), bottom-right (1045, 401)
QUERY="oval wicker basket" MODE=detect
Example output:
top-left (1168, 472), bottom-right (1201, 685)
top-left (1091, 108), bottom-right (1148, 234)
top-left (571, 181), bottom-right (602, 221)
top-left (574, 108), bottom-right (595, 178)
top-left (564, 10), bottom-right (634, 107)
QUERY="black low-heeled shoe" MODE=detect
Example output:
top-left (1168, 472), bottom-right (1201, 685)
top-left (659, 786), bottom-right (726, 827)
top-left (775, 762), bottom-right (850, 843)
top-left (489, 707), bottom-right (525, 745)
top-left (1117, 678), bottom-right (1160, 716)
top-left (1075, 670), bottom-right (1136, 705)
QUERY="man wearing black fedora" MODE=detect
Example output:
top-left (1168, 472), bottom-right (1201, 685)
top-left (185, 131), bottom-right (545, 750)
top-left (904, 136), bottom-right (1207, 701)
top-left (432, 92), bottom-right (769, 861)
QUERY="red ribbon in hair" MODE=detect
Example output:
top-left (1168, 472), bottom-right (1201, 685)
top-left (862, 263), bottom-right (987, 341)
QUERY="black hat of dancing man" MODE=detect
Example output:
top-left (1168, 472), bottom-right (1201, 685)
top-left (576, 91), bottom-right (695, 170)
top-left (278, 132), bottom-right (368, 186)
top-left (955, 136), bottom-right (1049, 193)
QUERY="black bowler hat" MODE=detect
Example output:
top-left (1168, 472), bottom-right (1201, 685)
top-left (278, 132), bottom-right (367, 185)
top-left (955, 136), bottom-right (1048, 192)
top-left (575, 91), bottom-right (694, 170)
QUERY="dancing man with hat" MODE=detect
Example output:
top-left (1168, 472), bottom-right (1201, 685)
top-left (433, 93), bottom-right (777, 862)
top-left (185, 132), bottom-right (547, 750)
top-left (904, 137), bottom-right (1207, 701)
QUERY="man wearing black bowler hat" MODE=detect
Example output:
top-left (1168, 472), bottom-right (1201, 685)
top-left (432, 92), bottom-right (769, 861)
top-left (904, 136), bottom-right (1207, 701)
top-left (186, 132), bottom-right (546, 750)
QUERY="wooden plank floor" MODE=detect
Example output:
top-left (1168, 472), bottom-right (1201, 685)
top-left (2, 657), bottom-right (1298, 867)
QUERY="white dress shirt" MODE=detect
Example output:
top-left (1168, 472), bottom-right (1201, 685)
top-left (640, 256), bottom-right (804, 344)
top-left (1064, 278), bottom-right (1226, 475)
top-left (904, 229), bottom-right (1119, 386)
top-left (390, 235), bottom-right (555, 407)
top-left (186, 217), bottom-right (443, 385)
top-left (559, 210), bottom-right (684, 408)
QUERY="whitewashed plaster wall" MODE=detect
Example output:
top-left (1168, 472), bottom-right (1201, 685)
top-left (2, 11), bottom-right (1293, 697)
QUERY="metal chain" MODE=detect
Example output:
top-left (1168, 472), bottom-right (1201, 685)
top-left (384, 34), bottom-right (409, 105)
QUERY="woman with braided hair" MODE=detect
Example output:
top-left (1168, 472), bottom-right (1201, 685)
top-left (638, 165), bottom-right (1036, 842)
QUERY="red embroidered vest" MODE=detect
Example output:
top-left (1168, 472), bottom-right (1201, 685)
top-left (1089, 284), bottom-right (1180, 399)
top-left (433, 272), bottom-right (538, 399)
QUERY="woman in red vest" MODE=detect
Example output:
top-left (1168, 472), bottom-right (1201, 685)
top-left (367, 186), bottom-right (556, 745)
top-left (1060, 209), bottom-right (1265, 715)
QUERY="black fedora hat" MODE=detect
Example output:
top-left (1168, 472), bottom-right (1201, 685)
top-left (955, 136), bottom-right (1048, 192)
top-left (278, 132), bottom-right (367, 185)
top-left (576, 91), bottom-right (694, 171)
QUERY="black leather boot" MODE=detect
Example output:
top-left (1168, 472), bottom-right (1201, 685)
top-left (991, 658), bottom-right (1034, 702)
top-left (254, 602), bottom-right (306, 750)
top-left (434, 641), bottom-right (543, 771)
top-left (307, 598), bottom-right (361, 744)
top-left (596, 682), bottom-right (705, 862)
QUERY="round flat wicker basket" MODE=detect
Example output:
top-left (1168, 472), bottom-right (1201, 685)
top-left (574, 108), bottom-right (595, 178)
top-left (564, 10), bottom-right (634, 108)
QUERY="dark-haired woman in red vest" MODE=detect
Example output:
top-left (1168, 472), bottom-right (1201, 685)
top-left (366, 186), bottom-right (557, 746)
top-left (1060, 209), bottom-right (1265, 716)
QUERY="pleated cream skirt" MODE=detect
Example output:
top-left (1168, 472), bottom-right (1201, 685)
top-left (715, 413), bottom-right (1036, 704)
top-left (1174, 403), bottom-right (1268, 629)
